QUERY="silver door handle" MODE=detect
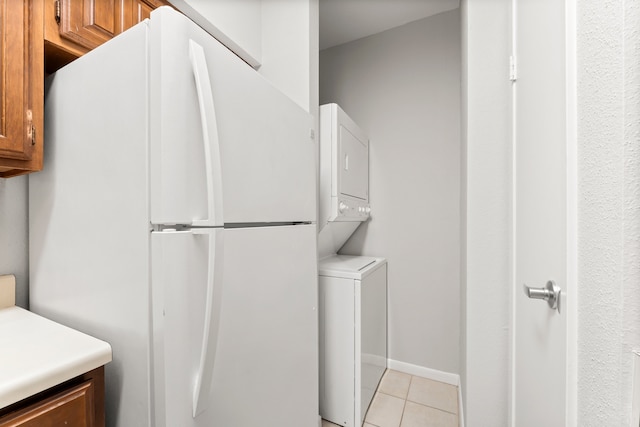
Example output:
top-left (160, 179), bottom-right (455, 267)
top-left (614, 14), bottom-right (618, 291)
top-left (523, 280), bottom-right (561, 313)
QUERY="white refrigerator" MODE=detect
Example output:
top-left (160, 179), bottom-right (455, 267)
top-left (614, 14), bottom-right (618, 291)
top-left (29, 7), bottom-right (318, 427)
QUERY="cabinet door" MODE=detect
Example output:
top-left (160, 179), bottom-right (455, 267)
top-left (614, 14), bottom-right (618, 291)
top-left (58, 0), bottom-right (124, 51)
top-left (45, 0), bottom-right (169, 74)
top-left (0, 0), bottom-right (43, 177)
top-left (0, 0), bottom-right (32, 162)
top-left (127, 0), bottom-right (168, 26)
top-left (0, 380), bottom-right (95, 427)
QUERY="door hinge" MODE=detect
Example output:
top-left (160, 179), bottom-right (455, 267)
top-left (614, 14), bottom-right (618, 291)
top-left (54, 0), bottom-right (61, 24)
top-left (26, 110), bottom-right (35, 146)
top-left (509, 55), bottom-right (518, 82)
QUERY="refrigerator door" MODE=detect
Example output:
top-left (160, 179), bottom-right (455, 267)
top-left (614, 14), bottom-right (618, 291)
top-left (149, 7), bottom-right (315, 226)
top-left (151, 224), bottom-right (318, 427)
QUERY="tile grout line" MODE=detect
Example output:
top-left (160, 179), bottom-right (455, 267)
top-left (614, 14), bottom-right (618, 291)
top-left (377, 390), bottom-right (408, 400)
top-left (335, 370), bottom-right (460, 427)
top-left (397, 374), bottom-right (416, 427)
top-left (406, 373), bottom-right (460, 417)
top-left (398, 395), bottom-right (408, 427)
top-left (363, 396), bottom-right (382, 427)
top-left (404, 396), bottom-right (460, 416)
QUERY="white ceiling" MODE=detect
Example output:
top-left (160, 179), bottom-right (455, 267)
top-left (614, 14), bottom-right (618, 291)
top-left (319, 0), bottom-right (460, 50)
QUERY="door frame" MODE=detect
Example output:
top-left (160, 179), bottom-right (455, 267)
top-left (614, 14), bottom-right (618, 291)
top-left (509, 0), bottom-right (578, 425)
top-left (565, 0), bottom-right (578, 424)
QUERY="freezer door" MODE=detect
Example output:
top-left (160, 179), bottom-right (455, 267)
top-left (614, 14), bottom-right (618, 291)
top-left (151, 225), bottom-right (318, 427)
top-left (149, 7), bottom-right (315, 226)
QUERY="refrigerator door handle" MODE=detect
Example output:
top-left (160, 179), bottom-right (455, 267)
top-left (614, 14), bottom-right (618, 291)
top-left (189, 39), bottom-right (224, 227)
top-left (191, 228), bottom-right (224, 417)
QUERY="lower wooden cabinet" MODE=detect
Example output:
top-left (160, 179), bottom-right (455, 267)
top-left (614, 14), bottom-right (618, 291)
top-left (0, 367), bottom-right (105, 427)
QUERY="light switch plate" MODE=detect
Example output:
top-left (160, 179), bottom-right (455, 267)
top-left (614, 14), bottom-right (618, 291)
top-left (0, 275), bottom-right (16, 309)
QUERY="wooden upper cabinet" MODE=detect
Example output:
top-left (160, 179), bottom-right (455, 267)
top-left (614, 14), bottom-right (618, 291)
top-left (58, 0), bottom-right (124, 51)
top-left (0, 0), bottom-right (44, 177)
top-left (45, 0), bottom-right (170, 72)
top-left (56, 0), bottom-right (172, 50)
top-left (0, 0), bottom-right (30, 161)
top-left (0, 0), bottom-right (170, 177)
top-left (127, 0), bottom-right (168, 26)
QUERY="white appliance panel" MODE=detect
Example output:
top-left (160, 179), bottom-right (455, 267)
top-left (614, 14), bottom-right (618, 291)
top-left (317, 222), bottom-right (361, 259)
top-left (318, 103), bottom-right (369, 229)
top-left (149, 7), bottom-right (315, 226)
top-left (360, 264), bottom-right (387, 420)
top-left (339, 125), bottom-right (368, 201)
top-left (318, 257), bottom-right (387, 427)
top-left (319, 275), bottom-right (356, 427)
top-left (319, 255), bottom-right (378, 276)
top-left (29, 22), bottom-right (152, 427)
top-left (152, 225), bottom-right (318, 427)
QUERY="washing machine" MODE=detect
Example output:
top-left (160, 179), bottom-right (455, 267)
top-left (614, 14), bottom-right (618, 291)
top-left (319, 255), bottom-right (387, 427)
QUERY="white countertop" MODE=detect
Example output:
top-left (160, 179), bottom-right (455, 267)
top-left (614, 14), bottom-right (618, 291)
top-left (0, 305), bottom-right (112, 409)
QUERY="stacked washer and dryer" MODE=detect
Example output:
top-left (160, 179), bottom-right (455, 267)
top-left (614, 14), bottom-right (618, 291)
top-left (317, 104), bottom-right (388, 427)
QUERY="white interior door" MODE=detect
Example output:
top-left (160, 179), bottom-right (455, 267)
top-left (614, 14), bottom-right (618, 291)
top-left (513, 0), bottom-right (574, 425)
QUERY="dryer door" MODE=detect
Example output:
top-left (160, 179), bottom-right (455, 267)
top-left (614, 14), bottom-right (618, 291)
top-left (339, 124), bottom-right (368, 201)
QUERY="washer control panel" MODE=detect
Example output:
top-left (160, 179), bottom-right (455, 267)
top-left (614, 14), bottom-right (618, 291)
top-left (332, 197), bottom-right (370, 221)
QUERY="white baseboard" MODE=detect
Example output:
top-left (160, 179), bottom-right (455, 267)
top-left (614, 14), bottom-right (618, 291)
top-left (387, 359), bottom-right (459, 386)
top-left (387, 359), bottom-right (464, 427)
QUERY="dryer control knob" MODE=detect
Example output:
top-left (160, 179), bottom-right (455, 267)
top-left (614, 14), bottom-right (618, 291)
top-left (365, 206), bottom-right (371, 214)
top-left (339, 202), bottom-right (347, 213)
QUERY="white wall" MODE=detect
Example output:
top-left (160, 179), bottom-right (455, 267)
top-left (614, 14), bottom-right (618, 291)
top-left (462, 0), bottom-right (511, 425)
top-left (320, 10), bottom-right (461, 375)
top-left (167, 0), bottom-right (263, 67)
top-left (577, 0), bottom-right (640, 424)
top-left (260, 0), bottom-right (318, 114)
top-left (260, 0), bottom-right (319, 235)
top-left (167, 0), bottom-right (318, 117)
top-left (0, 176), bottom-right (29, 308)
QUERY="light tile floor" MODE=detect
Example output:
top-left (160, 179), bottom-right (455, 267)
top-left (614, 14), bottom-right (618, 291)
top-left (322, 369), bottom-right (459, 427)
